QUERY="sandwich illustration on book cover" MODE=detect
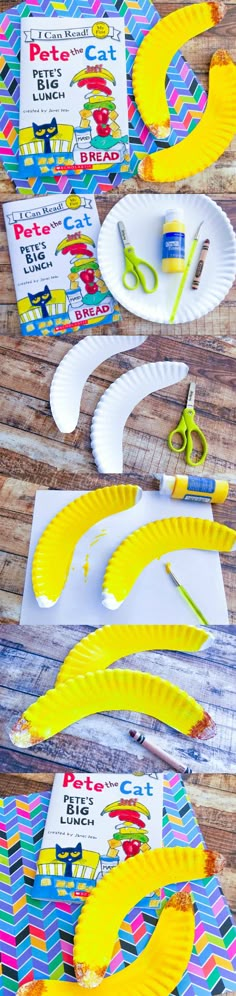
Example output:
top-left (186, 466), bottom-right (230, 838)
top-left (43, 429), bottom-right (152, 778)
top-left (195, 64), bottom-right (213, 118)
top-left (3, 192), bottom-right (120, 335)
top-left (32, 771), bottom-right (163, 903)
top-left (19, 16), bottom-right (130, 177)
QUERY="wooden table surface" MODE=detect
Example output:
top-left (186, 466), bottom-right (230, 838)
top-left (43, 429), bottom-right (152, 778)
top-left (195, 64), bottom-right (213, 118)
top-left (0, 771), bottom-right (235, 927)
top-left (0, 622), bottom-right (235, 772)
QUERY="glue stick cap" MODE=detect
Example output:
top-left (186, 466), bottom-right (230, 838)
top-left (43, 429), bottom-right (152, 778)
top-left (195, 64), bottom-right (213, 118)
top-left (154, 474), bottom-right (175, 496)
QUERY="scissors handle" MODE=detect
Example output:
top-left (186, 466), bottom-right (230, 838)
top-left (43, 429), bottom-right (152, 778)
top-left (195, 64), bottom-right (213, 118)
top-left (168, 407), bottom-right (208, 467)
top-left (122, 253), bottom-right (140, 290)
top-left (122, 246), bottom-right (158, 294)
top-left (168, 412), bottom-right (188, 454)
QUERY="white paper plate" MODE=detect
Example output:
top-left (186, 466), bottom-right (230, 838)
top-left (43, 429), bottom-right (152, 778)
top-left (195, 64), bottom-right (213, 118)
top-left (97, 193), bottom-right (236, 325)
top-left (91, 360), bottom-right (188, 473)
top-left (50, 333), bottom-right (147, 433)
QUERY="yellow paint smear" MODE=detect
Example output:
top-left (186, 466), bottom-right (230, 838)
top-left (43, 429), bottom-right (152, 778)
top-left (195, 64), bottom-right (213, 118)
top-left (82, 530), bottom-right (107, 581)
top-left (82, 554), bottom-right (90, 582)
top-left (90, 529), bottom-right (107, 547)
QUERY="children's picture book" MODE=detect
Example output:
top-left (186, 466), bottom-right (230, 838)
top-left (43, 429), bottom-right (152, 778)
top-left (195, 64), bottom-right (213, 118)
top-left (3, 192), bottom-right (120, 335)
top-left (19, 16), bottom-right (130, 177)
top-left (32, 771), bottom-right (163, 902)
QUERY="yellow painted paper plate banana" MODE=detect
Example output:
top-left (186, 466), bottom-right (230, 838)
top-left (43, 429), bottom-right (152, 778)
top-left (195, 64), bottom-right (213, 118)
top-left (102, 517), bottom-right (236, 609)
top-left (56, 623), bottom-right (212, 686)
top-left (17, 891), bottom-right (195, 996)
top-left (138, 51), bottom-right (236, 182)
top-left (32, 485), bottom-right (141, 608)
top-left (133, 0), bottom-right (225, 139)
top-left (74, 845), bottom-right (224, 986)
top-left (10, 666), bottom-right (216, 747)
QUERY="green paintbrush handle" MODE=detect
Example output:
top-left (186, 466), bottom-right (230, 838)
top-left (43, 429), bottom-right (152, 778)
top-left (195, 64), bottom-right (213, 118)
top-left (179, 583), bottom-right (209, 626)
top-left (169, 239), bottom-right (197, 323)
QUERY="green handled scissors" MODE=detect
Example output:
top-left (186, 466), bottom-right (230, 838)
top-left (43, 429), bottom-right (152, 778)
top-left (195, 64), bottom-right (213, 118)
top-left (118, 221), bottom-right (158, 294)
top-left (168, 382), bottom-right (208, 467)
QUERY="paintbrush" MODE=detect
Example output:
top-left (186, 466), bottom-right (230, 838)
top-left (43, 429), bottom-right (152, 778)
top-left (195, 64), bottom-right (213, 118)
top-left (169, 221), bottom-right (204, 323)
top-left (165, 561), bottom-right (209, 625)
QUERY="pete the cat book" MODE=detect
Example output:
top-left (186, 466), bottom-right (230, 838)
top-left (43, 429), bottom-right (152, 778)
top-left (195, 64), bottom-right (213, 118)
top-left (3, 192), bottom-right (120, 335)
top-left (32, 771), bottom-right (163, 904)
top-left (19, 16), bottom-right (130, 177)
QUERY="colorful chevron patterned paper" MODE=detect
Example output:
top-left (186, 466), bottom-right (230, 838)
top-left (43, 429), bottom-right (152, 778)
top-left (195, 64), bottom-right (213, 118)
top-left (0, 0), bottom-right (207, 196)
top-left (1, 775), bottom-right (236, 996)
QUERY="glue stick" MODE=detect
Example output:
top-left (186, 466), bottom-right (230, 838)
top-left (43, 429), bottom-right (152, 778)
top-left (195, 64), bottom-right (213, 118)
top-left (162, 210), bottom-right (185, 273)
top-left (155, 474), bottom-right (229, 504)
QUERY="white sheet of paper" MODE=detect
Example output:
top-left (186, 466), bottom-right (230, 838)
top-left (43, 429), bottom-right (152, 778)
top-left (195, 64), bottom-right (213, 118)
top-left (20, 489), bottom-right (229, 625)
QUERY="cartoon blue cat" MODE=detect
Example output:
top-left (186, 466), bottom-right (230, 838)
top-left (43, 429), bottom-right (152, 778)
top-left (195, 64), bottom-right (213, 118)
top-left (56, 843), bottom-right (82, 877)
top-left (28, 285), bottom-right (52, 318)
top-left (32, 117), bottom-right (58, 154)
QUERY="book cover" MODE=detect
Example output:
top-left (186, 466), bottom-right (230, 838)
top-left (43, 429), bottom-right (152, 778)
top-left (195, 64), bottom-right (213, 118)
top-left (19, 16), bottom-right (130, 177)
top-left (3, 192), bottom-right (120, 335)
top-left (32, 771), bottom-right (163, 902)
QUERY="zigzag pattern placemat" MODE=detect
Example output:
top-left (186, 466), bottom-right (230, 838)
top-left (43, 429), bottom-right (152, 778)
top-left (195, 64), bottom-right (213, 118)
top-left (1, 774), bottom-right (236, 996)
top-left (0, 0), bottom-right (207, 196)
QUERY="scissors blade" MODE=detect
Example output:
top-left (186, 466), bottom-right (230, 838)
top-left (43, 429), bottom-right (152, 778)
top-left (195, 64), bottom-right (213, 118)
top-left (186, 381), bottom-right (196, 408)
top-left (118, 221), bottom-right (131, 250)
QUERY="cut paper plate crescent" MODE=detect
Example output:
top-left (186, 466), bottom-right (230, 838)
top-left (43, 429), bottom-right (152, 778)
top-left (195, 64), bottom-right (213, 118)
top-left (97, 193), bottom-right (236, 325)
top-left (91, 360), bottom-right (188, 472)
top-left (10, 666), bottom-right (216, 746)
top-left (74, 892), bottom-right (194, 996)
top-left (56, 622), bottom-right (213, 685)
top-left (50, 334), bottom-right (147, 434)
top-left (74, 845), bottom-right (220, 990)
top-left (32, 484), bottom-right (141, 608)
top-left (102, 517), bottom-right (236, 609)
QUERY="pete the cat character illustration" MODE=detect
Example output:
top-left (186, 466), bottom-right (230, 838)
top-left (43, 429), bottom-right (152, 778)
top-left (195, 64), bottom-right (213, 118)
top-left (55, 842), bottom-right (82, 877)
top-left (28, 285), bottom-right (52, 318)
top-left (32, 117), bottom-right (58, 154)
